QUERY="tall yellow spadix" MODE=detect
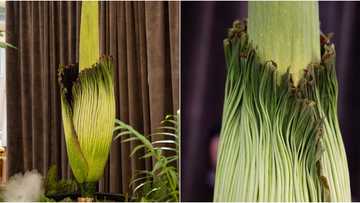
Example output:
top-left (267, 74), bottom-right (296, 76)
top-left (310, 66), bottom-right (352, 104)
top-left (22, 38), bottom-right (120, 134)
top-left (248, 1), bottom-right (320, 85)
top-left (59, 1), bottom-right (115, 197)
top-left (79, 1), bottom-right (99, 70)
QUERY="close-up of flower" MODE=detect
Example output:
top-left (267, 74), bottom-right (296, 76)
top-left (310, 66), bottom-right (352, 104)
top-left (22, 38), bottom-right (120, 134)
top-left (58, 56), bottom-right (115, 193)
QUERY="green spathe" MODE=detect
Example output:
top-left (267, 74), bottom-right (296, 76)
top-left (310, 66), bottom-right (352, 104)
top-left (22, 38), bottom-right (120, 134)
top-left (213, 21), bottom-right (351, 201)
top-left (248, 1), bottom-right (320, 85)
top-left (59, 1), bottom-right (115, 196)
top-left (58, 57), bottom-right (115, 183)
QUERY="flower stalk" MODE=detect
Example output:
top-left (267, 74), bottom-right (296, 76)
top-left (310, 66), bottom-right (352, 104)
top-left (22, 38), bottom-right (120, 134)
top-left (59, 1), bottom-right (115, 197)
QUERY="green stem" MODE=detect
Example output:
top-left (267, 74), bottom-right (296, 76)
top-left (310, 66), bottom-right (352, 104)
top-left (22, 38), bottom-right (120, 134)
top-left (79, 182), bottom-right (97, 197)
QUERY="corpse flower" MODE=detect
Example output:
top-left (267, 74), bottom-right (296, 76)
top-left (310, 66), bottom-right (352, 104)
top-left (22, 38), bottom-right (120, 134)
top-left (58, 56), bottom-right (115, 193)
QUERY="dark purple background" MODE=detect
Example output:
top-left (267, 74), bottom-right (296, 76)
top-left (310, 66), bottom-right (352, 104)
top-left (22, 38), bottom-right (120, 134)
top-left (181, 2), bottom-right (360, 201)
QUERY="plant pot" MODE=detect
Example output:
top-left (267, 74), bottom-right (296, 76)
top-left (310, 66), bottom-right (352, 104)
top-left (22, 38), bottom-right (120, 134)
top-left (78, 196), bottom-right (94, 202)
top-left (47, 192), bottom-right (128, 202)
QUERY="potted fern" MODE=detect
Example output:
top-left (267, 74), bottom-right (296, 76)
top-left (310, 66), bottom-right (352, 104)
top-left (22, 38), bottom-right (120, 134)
top-left (114, 112), bottom-right (180, 202)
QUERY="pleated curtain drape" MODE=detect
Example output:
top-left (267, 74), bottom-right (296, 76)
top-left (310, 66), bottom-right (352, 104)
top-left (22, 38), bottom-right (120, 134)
top-left (5, 1), bottom-right (179, 195)
top-left (98, 1), bottom-right (179, 194)
top-left (6, 1), bottom-right (81, 179)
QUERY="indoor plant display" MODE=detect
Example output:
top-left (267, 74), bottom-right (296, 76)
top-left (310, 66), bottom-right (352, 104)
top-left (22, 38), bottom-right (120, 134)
top-left (114, 112), bottom-right (179, 202)
top-left (214, 2), bottom-right (351, 201)
top-left (58, 1), bottom-right (115, 199)
top-left (0, 31), bottom-right (16, 49)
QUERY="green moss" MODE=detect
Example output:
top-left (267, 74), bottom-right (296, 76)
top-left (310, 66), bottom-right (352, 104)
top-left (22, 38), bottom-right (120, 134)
top-left (44, 165), bottom-right (78, 197)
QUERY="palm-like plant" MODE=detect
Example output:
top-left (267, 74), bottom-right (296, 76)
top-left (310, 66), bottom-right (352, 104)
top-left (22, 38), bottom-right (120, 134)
top-left (114, 114), bottom-right (179, 202)
top-left (0, 31), bottom-right (16, 49)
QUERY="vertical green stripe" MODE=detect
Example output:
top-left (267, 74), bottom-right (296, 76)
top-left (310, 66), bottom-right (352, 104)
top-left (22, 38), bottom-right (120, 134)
top-left (79, 1), bottom-right (99, 70)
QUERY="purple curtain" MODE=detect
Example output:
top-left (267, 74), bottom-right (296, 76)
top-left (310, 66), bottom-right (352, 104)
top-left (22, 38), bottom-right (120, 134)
top-left (181, 2), bottom-right (360, 201)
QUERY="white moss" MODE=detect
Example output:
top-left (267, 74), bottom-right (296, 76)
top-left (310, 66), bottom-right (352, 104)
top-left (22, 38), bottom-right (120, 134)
top-left (3, 170), bottom-right (44, 202)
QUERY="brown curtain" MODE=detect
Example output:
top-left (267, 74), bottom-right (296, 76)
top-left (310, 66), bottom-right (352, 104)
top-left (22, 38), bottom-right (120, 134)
top-left (6, 1), bottom-right (179, 195)
top-left (6, 1), bottom-right (81, 179)
top-left (98, 1), bottom-right (179, 194)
